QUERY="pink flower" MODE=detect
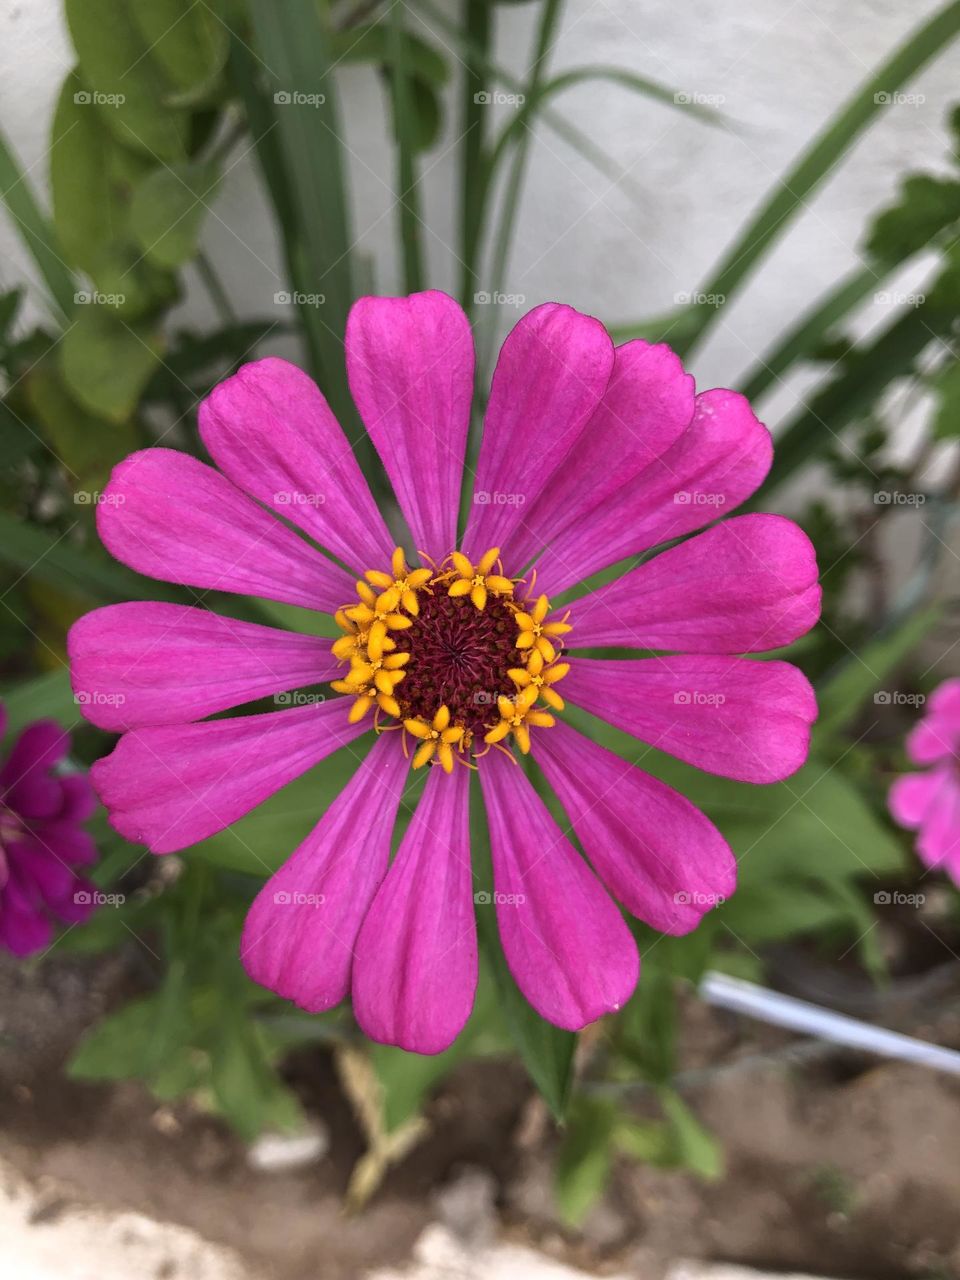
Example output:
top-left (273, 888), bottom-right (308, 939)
top-left (889, 679), bottom-right (960, 882)
top-left (0, 704), bottom-right (98, 956)
top-left (69, 292), bottom-right (820, 1053)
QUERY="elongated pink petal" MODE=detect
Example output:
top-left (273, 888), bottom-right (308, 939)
top-left (463, 304), bottom-right (614, 564)
top-left (567, 515), bottom-right (821, 653)
top-left (345, 291), bottom-right (474, 561)
top-left (91, 701), bottom-right (367, 854)
top-left (0, 721), bottom-right (69, 818)
top-left (905, 683), bottom-right (960, 765)
top-left (69, 602), bottom-right (337, 730)
top-left (532, 721), bottom-right (735, 934)
top-left (479, 750), bottom-right (638, 1031)
top-left (534, 388), bottom-right (772, 595)
top-left (916, 771), bottom-right (960, 877)
top-left (506, 339), bottom-right (694, 570)
top-left (241, 735), bottom-right (408, 1012)
top-left (353, 765), bottom-right (475, 1053)
top-left (199, 357), bottom-right (394, 574)
top-left (564, 655), bottom-right (816, 783)
top-left (97, 449), bottom-right (354, 613)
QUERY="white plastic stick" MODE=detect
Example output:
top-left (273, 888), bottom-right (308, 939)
top-left (700, 971), bottom-right (960, 1077)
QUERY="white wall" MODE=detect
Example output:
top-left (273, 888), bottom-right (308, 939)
top-left (0, 0), bottom-right (956, 415)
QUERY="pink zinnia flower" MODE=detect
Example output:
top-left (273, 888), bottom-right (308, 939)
top-left (0, 704), bottom-right (98, 956)
top-left (889, 679), bottom-right (960, 882)
top-left (69, 292), bottom-right (820, 1053)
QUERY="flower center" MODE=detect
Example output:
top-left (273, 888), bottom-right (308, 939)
top-left (330, 547), bottom-right (572, 772)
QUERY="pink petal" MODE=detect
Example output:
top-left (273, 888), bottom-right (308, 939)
top-left (532, 721), bottom-right (736, 934)
top-left (534, 388), bottom-right (772, 595)
top-left (352, 764), bottom-right (476, 1053)
top-left (241, 735), bottom-right (408, 1013)
top-left (1, 720), bottom-right (70, 819)
top-left (69, 602), bottom-right (338, 731)
top-left (91, 701), bottom-right (367, 854)
top-left (564, 655), bottom-right (816, 783)
top-left (905, 683), bottom-right (960, 766)
top-left (505, 339), bottom-right (694, 571)
top-left (566, 515), bottom-right (821, 653)
top-left (479, 750), bottom-right (639, 1031)
top-left (199, 357), bottom-right (394, 574)
top-left (462, 304), bottom-right (614, 565)
top-left (97, 449), bottom-right (354, 613)
top-left (345, 291), bottom-right (474, 561)
top-left (889, 766), bottom-right (949, 829)
top-left (915, 770), bottom-right (960, 877)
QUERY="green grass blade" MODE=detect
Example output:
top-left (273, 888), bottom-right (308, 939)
top-left (0, 127), bottom-right (76, 318)
top-left (679, 0), bottom-right (960, 357)
top-left (459, 0), bottom-right (492, 306)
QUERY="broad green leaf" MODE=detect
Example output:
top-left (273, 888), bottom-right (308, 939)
top-left (59, 309), bottom-right (163, 422)
top-left (658, 1089), bottom-right (723, 1180)
top-left (866, 174), bottom-right (960, 260)
top-left (69, 991), bottom-right (191, 1081)
top-left (26, 362), bottom-right (138, 488)
top-left (330, 24), bottom-right (449, 87)
top-left (64, 0), bottom-right (189, 161)
top-left (210, 1015), bottom-right (302, 1140)
top-left (129, 0), bottom-right (228, 100)
top-left (0, 125), bottom-right (75, 316)
top-left (554, 1095), bottom-right (618, 1225)
top-left (129, 162), bottom-right (220, 268)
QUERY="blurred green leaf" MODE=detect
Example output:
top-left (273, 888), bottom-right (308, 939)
top-left (26, 362), bottom-right (138, 488)
top-left (866, 174), bottom-right (960, 260)
top-left (59, 309), bottom-right (163, 422)
top-left (933, 359), bottom-right (960, 439)
top-left (129, 0), bottom-right (228, 102)
top-left (658, 1089), bottom-right (723, 1180)
top-left (555, 1095), bottom-right (617, 1225)
top-left (129, 162), bottom-right (220, 268)
top-left (69, 991), bottom-right (191, 1081)
top-left (0, 125), bottom-right (75, 317)
top-left (64, 0), bottom-right (189, 161)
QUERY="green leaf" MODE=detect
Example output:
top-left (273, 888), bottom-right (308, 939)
top-left (128, 0), bottom-right (228, 101)
top-left (64, 0), bottom-right (189, 161)
top-left (658, 1089), bottom-right (723, 1180)
top-left (0, 124), bottom-right (75, 317)
top-left (933, 359), bottom-right (960, 439)
top-left (210, 1014), bottom-right (302, 1141)
top-left (554, 1095), bottom-right (617, 1225)
top-left (866, 174), bottom-right (960, 260)
top-left (69, 992), bottom-right (190, 1081)
top-left (816, 602), bottom-right (942, 735)
top-left (129, 162), bottom-right (220, 267)
top-left (26, 362), bottom-right (138, 488)
top-left (59, 309), bottom-right (163, 422)
top-left (0, 668), bottom-right (75, 735)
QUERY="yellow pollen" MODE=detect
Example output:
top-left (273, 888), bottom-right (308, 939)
top-left (330, 549), bottom-right (571, 771)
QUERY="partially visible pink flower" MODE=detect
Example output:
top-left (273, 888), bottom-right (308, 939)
top-left (69, 291), bottom-right (821, 1054)
top-left (889, 679), bottom-right (960, 882)
top-left (0, 704), bottom-right (98, 956)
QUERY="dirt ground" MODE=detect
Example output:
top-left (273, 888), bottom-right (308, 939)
top-left (1, 944), bottom-right (959, 1280)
